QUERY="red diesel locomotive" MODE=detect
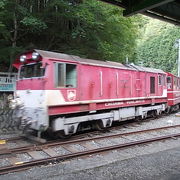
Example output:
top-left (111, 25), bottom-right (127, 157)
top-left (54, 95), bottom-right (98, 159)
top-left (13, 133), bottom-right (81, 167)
top-left (167, 72), bottom-right (180, 111)
top-left (11, 49), bottom-right (180, 137)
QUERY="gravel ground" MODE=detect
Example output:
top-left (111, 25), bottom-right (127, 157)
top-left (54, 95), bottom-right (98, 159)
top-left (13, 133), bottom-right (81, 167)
top-left (53, 146), bottom-right (71, 155)
top-left (38, 151), bottom-right (50, 158)
top-left (0, 133), bottom-right (20, 139)
top-left (0, 159), bottom-right (10, 168)
top-left (88, 140), bottom-right (101, 148)
top-left (1, 140), bottom-right (180, 180)
top-left (16, 153), bottom-right (33, 162)
top-left (106, 114), bottom-right (180, 136)
top-left (0, 113), bottom-right (180, 179)
top-left (70, 144), bottom-right (86, 151)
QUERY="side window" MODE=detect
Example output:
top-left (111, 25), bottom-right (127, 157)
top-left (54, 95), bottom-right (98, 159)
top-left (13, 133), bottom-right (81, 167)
top-left (167, 76), bottom-right (171, 83)
top-left (55, 63), bottom-right (77, 88)
top-left (158, 75), bottom-right (162, 85)
top-left (66, 64), bottom-right (77, 87)
top-left (167, 76), bottom-right (172, 89)
top-left (56, 63), bottom-right (65, 87)
top-left (150, 76), bottom-right (155, 94)
top-left (159, 75), bottom-right (165, 86)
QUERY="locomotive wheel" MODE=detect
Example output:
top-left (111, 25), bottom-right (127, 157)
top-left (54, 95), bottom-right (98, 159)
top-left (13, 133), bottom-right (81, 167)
top-left (93, 121), bottom-right (105, 131)
top-left (135, 116), bottom-right (143, 122)
top-left (165, 107), bottom-right (171, 114)
top-left (57, 131), bottom-right (72, 139)
top-left (151, 110), bottom-right (157, 118)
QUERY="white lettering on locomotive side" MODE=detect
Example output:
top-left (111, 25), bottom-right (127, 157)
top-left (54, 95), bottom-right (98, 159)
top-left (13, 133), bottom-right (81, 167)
top-left (105, 100), bottom-right (145, 106)
top-left (126, 100), bottom-right (145, 104)
top-left (105, 102), bottom-right (124, 106)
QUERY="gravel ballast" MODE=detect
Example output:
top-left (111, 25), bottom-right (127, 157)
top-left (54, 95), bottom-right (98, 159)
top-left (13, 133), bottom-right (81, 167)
top-left (1, 144), bottom-right (180, 180)
top-left (0, 113), bottom-right (180, 179)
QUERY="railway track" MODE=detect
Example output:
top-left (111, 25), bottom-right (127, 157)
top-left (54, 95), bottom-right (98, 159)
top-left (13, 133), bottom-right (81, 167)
top-left (0, 117), bottom-right (177, 153)
top-left (0, 124), bottom-right (180, 175)
top-left (0, 117), bottom-right (152, 151)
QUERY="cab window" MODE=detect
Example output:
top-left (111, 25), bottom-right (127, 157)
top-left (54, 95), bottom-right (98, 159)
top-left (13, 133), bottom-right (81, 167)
top-left (20, 62), bottom-right (45, 79)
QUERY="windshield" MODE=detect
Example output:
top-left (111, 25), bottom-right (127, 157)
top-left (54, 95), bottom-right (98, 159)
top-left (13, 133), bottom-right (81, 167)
top-left (20, 63), bottom-right (45, 79)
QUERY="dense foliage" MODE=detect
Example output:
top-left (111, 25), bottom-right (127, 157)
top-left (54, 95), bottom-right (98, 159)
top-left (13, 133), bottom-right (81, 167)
top-left (0, 0), bottom-right (139, 71)
top-left (134, 18), bottom-right (180, 75)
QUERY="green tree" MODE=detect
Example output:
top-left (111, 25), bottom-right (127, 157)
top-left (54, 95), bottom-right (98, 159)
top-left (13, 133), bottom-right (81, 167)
top-left (0, 0), bottom-right (139, 71)
top-left (0, 0), bottom-right (47, 70)
top-left (135, 17), bottom-right (180, 75)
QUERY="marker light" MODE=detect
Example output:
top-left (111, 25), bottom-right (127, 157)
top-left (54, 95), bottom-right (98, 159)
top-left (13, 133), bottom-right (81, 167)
top-left (32, 52), bottom-right (39, 60)
top-left (20, 55), bottom-right (26, 62)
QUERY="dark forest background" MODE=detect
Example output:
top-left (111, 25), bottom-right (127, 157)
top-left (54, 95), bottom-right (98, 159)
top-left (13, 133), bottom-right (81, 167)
top-left (0, 0), bottom-right (180, 74)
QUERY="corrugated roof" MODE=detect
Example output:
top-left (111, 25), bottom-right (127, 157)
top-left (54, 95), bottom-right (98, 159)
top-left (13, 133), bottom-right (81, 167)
top-left (35, 49), bottom-right (166, 74)
top-left (35, 49), bottom-right (129, 69)
top-left (127, 63), bottom-right (166, 74)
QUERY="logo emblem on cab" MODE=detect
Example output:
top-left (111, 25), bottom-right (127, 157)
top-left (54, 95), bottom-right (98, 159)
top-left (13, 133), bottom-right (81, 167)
top-left (67, 90), bottom-right (76, 101)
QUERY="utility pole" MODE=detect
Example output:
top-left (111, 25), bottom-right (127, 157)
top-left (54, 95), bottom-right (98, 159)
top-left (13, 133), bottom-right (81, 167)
top-left (178, 39), bottom-right (180, 77)
top-left (175, 39), bottom-right (180, 77)
top-left (126, 56), bottom-right (129, 64)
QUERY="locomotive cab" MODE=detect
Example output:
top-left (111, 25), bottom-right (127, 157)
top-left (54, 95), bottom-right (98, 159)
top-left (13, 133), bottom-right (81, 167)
top-left (12, 50), bottom-right (80, 137)
top-left (13, 50), bottom-right (49, 134)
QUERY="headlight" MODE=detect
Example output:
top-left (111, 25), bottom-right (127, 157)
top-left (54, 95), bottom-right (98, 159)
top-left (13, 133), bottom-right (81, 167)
top-left (32, 52), bottom-right (39, 60)
top-left (20, 55), bottom-right (26, 62)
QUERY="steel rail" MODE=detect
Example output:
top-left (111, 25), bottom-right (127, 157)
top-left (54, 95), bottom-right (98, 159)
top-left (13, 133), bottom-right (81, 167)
top-left (1, 124), bottom-right (180, 156)
top-left (0, 113), bottom-right (166, 147)
top-left (0, 132), bottom-right (180, 175)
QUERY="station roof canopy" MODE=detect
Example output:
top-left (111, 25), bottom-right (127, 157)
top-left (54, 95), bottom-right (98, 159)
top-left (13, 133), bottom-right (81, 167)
top-left (100, 0), bottom-right (180, 26)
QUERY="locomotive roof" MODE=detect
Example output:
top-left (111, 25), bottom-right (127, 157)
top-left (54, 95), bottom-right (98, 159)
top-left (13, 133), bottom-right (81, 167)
top-left (126, 63), bottom-right (166, 74)
top-left (35, 49), bottom-right (166, 74)
top-left (35, 49), bottom-right (128, 69)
